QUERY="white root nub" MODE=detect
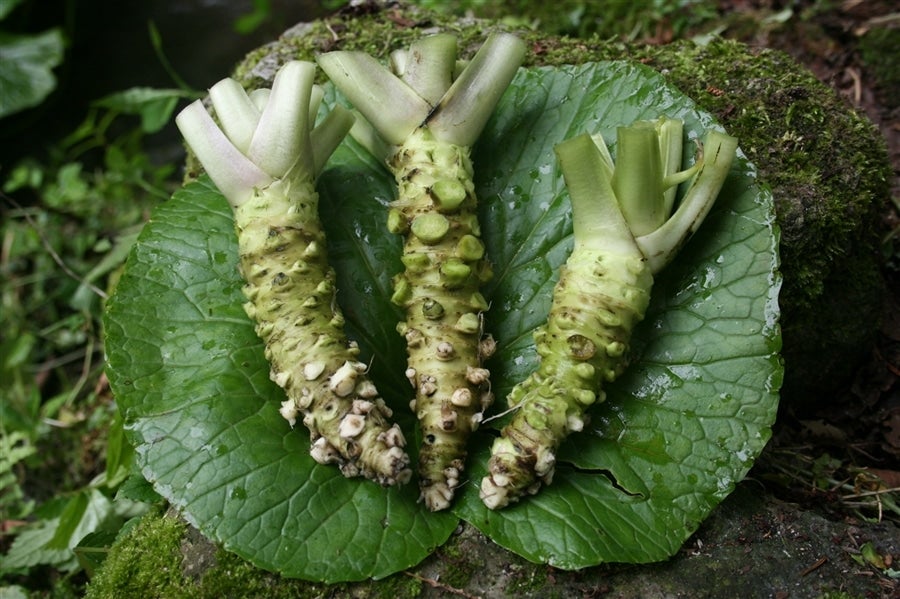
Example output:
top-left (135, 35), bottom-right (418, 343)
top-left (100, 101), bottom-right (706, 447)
top-left (419, 374), bottom-right (438, 396)
top-left (329, 361), bottom-right (359, 397)
top-left (422, 482), bottom-right (454, 512)
top-left (297, 387), bottom-right (313, 409)
top-left (310, 437), bottom-right (340, 464)
top-left (303, 361), bottom-right (326, 381)
top-left (338, 413), bottom-right (366, 438)
top-left (466, 366), bottom-right (490, 385)
top-left (479, 477), bottom-right (508, 510)
top-left (279, 399), bottom-right (299, 427)
top-left (273, 370), bottom-right (291, 387)
top-left (534, 449), bottom-right (556, 478)
top-left (567, 414), bottom-right (585, 432)
top-left (377, 424), bottom-right (407, 448)
top-left (450, 387), bottom-right (473, 407)
top-left (351, 399), bottom-right (374, 414)
top-left (356, 380), bottom-right (379, 398)
top-left (479, 335), bottom-right (497, 360)
top-left (436, 341), bottom-right (455, 360)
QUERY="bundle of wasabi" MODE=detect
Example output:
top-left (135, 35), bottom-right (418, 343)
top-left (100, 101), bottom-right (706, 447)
top-left (318, 33), bottom-right (526, 510)
top-left (175, 61), bottom-right (411, 486)
top-left (481, 118), bottom-right (739, 509)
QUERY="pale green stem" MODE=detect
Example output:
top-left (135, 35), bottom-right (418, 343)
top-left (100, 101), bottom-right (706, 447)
top-left (248, 60), bottom-right (317, 178)
top-left (349, 111), bottom-right (392, 163)
top-left (209, 78), bottom-right (260, 154)
top-left (554, 134), bottom-right (637, 257)
top-left (426, 32), bottom-right (526, 147)
top-left (316, 51), bottom-right (431, 145)
top-left (176, 60), bottom-right (355, 208)
top-left (249, 88), bottom-right (269, 111)
top-left (175, 100), bottom-right (273, 208)
top-left (398, 33), bottom-right (458, 106)
top-left (636, 130), bottom-right (738, 274)
top-left (317, 32), bottom-right (526, 148)
top-left (612, 121), bottom-right (666, 237)
top-left (310, 105), bottom-right (355, 177)
top-left (308, 85), bottom-right (325, 126)
top-left (657, 117), bottom-right (684, 215)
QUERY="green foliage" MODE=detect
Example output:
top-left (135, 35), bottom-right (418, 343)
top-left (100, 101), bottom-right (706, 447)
top-left (0, 71), bottom-right (183, 596)
top-left (0, 0), bottom-right (65, 119)
top-left (104, 61), bottom-right (779, 579)
top-left (0, 432), bottom-right (37, 522)
top-left (233, 0), bottom-right (272, 35)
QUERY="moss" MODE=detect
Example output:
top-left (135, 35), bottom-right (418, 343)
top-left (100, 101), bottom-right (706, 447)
top-left (84, 508), bottom-right (188, 598)
top-left (370, 572), bottom-right (423, 599)
top-left (195, 546), bottom-right (331, 599)
top-left (230, 1), bottom-right (891, 402)
top-left (84, 508), bottom-right (435, 599)
top-left (83, 509), bottom-right (329, 599)
top-left (428, 537), bottom-right (477, 589)
top-left (505, 562), bottom-right (552, 597)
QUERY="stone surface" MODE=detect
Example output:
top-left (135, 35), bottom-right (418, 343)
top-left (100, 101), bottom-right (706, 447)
top-left (85, 484), bottom-right (900, 598)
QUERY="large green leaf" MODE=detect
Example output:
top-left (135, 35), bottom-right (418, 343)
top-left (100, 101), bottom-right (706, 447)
top-left (104, 60), bottom-right (780, 578)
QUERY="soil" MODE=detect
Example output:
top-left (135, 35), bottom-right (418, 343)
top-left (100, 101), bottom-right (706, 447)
top-left (703, 0), bottom-right (900, 526)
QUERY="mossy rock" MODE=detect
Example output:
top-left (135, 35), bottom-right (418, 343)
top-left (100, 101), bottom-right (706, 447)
top-left (222, 1), bottom-right (890, 405)
top-left (85, 485), bottom-right (900, 598)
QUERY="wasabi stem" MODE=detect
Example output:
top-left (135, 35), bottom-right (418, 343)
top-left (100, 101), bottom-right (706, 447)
top-left (175, 61), bottom-right (412, 486)
top-left (318, 32), bottom-right (526, 510)
top-left (480, 119), bottom-right (738, 509)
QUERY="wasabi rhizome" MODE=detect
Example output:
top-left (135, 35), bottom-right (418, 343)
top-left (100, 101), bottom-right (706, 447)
top-left (317, 32), bottom-right (526, 511)
top-left (481, 118), bottom-right (738, 509)
top-left (175, 61), bottom-right (412, 487)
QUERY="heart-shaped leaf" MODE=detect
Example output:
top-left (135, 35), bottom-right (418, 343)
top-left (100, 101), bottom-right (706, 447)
top-left (104, 60), bottom-right (780, 579)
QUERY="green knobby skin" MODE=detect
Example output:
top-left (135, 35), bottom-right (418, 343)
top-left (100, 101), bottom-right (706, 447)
top-left (236, 177), bottom-right (411, 486)
top-left (389, 127), bottom-right (495, 511)
top-left (480, 246), bottom-right (652, 509)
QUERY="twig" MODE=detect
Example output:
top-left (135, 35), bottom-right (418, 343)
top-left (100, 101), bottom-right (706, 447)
top-left (799, 556), bottom-right (827, 577)
top-left (404, 571), bottom-right (481, 599)
top-left (846, 66), bottom-right (862, 106)
top-left (843, 486), bottom-right (900, 500)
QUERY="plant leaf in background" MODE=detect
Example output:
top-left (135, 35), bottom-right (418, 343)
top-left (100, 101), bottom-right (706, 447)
top-left (104, 61), bottom-right (780, 579)
top-left (0, 27), bottom-right (64, 118)
top-left (93, 88), bottom-right (192, 134)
